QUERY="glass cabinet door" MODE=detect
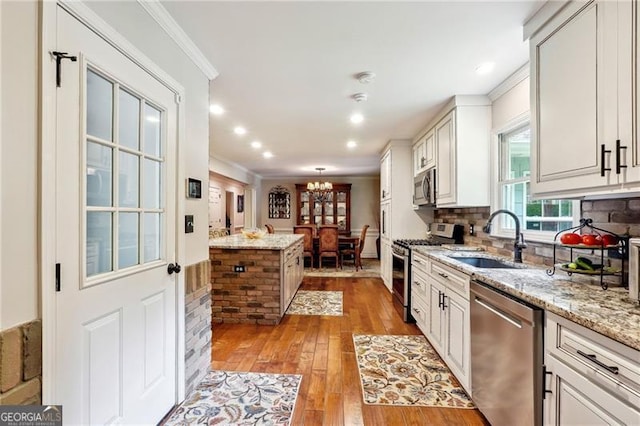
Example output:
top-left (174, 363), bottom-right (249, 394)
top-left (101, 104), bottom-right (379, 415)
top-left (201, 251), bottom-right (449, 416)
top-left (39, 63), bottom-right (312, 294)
top-left (336, 190), bottom-right (347, 232)
top-left (296, 183), bottom-right (350, 235)
top-left (300, 191), bottom-right (311, 224)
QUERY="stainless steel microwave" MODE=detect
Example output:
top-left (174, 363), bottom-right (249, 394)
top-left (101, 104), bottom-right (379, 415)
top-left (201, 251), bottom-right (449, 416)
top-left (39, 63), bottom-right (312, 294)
top-left (414, 169), bottom-right (436, 206)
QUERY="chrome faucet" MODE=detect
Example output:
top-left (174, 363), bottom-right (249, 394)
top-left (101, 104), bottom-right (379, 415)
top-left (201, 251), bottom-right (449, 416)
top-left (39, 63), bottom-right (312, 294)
top-left (483, 209), bottom-right (527, 263)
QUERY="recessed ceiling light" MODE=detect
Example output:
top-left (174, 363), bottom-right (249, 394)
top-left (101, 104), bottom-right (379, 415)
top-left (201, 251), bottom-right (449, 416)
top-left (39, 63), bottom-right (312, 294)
top-left (347, 140), bottom-right (357, 149)
top-left (251, 140), bottom-right (262, 149)
top-left (475, 62), bottom-right (495, 75)
top-left (350, 113), bottom-right (364, 124)
top-left (233, 126), bottom-right (247, 135)
top-left (209, 104), bottom-right (225, 115)
top-left (263, 151), bottom-right (273, 159)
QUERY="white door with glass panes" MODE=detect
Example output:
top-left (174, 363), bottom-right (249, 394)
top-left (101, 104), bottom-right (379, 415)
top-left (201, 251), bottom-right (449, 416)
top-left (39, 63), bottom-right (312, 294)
top-left (54, 7), bottom-right (178, 425)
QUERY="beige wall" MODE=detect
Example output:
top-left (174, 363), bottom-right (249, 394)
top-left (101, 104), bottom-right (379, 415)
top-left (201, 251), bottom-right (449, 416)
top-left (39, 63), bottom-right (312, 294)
top-left (0, 1), bottom-right (39, 329)
top-left (209, 172), bottom-right (246, 234)
top-left (259, 176), bottom-right (380, 257)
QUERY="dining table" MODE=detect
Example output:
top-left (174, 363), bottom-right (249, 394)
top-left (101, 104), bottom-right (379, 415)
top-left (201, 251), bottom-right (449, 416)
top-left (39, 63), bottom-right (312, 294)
top-left (310, 235), bottom-right (360, 268)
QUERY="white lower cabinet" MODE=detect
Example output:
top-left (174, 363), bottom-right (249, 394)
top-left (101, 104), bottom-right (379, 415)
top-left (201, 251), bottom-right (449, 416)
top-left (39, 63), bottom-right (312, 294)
top-left (421, 258), bottom-right (471, 395)
top-left (410, 253), bottom-right (430, 330)
top-left (544, 312), bottom-right (640, 425)
top-left (381, 239), bottom-right (392, 290)
top-left (282, 241), bottom-right (304, 315)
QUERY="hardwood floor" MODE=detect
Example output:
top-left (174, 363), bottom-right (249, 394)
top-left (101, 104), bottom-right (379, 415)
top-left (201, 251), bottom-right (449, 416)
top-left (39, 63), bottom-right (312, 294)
top-left (211, 276), bottom-right (490, 425)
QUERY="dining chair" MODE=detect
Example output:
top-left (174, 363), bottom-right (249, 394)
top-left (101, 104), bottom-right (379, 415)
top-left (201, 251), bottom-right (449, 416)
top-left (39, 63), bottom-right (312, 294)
top-left (318, 225), bottom-right (340, 270)
top-left (341, 224), bottom-right (369, 270)
top-left (293, 225), bottom-right (315, 268)
top-left (265, 224), bottom-right (275, 234)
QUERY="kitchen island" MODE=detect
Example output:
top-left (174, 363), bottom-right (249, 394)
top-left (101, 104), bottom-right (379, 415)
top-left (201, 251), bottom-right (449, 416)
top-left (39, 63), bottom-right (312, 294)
top-left (209, 234), bottom-right (304, 325)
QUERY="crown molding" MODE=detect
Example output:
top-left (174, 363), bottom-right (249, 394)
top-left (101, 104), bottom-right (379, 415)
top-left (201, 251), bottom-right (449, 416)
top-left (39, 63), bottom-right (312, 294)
top-left (137, 0), bottom-right (219, 80)
top-left (488, 63), bottom-right (529, 102)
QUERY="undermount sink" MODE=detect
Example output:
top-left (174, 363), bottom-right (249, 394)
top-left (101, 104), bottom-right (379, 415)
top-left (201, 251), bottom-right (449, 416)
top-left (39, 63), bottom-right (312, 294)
top-left (448, 256), bottom-right (518, 269)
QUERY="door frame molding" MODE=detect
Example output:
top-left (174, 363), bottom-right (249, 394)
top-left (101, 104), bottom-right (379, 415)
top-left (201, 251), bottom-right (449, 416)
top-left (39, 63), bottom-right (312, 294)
top-left (40, 0), bottom-right (187, 404)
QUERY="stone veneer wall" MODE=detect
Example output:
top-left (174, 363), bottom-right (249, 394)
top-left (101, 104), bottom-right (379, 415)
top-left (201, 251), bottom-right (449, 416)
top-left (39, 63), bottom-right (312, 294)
top-left (185, 260), bottom-right (212, 396)
top-left (434, 197), bottom-right (640, 269)
top-left (210, 248), bottom-right (281, 325)
top-left (0, 320), bottom-right (41, 404)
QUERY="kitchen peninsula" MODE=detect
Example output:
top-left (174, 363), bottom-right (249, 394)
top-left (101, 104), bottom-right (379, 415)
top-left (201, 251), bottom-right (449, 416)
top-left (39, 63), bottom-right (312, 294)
top-left (209, 233), bottom-right (304, 325)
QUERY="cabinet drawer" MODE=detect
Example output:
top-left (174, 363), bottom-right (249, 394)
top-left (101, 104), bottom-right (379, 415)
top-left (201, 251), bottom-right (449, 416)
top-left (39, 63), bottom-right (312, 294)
top-left (411, 251), bottom-right (429, 274)
top-left (546, 312), bottom-right (640, 398)
top-left (411, 268), bottom-right (429, 301)
top-left (411, 291), bottom-right (429, 332)
top-left (429, 261), bottom-right (469, 299)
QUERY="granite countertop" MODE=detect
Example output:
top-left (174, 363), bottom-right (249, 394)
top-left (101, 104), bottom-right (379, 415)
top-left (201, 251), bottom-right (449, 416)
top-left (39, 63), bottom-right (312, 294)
top-left (413, 247), bottom-right (640, 352)
top-left (209, 234), bottom-right (303, 250)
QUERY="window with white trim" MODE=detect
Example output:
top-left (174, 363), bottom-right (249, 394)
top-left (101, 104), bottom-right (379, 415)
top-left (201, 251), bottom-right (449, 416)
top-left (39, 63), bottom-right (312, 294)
top-left (495, 124), bottom-right (578, 241)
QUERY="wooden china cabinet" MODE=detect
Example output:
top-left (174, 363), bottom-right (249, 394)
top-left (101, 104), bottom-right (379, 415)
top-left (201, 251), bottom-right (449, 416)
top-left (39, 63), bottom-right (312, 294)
top-left (295, 184), bottom-right (351, 235)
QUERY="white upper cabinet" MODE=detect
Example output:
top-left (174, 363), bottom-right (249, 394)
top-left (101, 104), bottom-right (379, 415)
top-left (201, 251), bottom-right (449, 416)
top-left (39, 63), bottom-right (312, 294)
top-left (434, 97), bottom-right (491, 207)
top-left (413, 128), bottom-right (435, 176)
top-left (380, 149), bottom-right (391, 201)
top-left (379, 140), bottom-right (429, 239)
top-left (528, 0), bottom-right (635, 198)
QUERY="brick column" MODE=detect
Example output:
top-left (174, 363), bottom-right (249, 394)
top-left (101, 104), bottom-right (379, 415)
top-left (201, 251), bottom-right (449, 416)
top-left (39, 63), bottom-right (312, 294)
top-left (184, 260), bottom-right (212, 396)
top-left (0, 319), bottom-right (42, 404)
top-left (210, 248), bottom-right (282, 325)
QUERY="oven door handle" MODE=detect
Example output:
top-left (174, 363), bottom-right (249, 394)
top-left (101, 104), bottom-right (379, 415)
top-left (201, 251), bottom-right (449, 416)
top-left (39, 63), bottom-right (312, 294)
top-left (391, 251), bottom-right (406, 260)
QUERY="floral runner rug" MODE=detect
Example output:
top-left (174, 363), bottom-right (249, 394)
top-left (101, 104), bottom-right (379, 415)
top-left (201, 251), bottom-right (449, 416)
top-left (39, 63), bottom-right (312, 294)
top-left (286, 290), bottom-right (343, 316)
top-left (162, 370), bottom-right (302, 425)
top-left (353, 334), bottom-right (475, 408)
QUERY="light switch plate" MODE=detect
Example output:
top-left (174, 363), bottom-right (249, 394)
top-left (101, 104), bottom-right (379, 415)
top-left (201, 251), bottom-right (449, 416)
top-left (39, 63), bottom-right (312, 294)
top-left (185, 215), bottom-right (194, 233)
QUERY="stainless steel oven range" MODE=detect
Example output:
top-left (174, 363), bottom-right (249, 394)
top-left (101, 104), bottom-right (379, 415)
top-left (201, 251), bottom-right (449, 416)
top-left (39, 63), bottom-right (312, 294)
top-left (391, 223), bottom-right (463, 322)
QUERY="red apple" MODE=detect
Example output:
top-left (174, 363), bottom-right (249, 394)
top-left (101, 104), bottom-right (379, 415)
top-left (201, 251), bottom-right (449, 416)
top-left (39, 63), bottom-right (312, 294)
top-left (560, 233), bottom-right (582, 245)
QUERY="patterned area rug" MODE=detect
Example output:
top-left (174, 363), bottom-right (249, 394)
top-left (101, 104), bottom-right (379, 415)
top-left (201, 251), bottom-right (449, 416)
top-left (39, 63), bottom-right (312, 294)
top-left (163, 370), bottom-right (302, 425)
top-left (304, 258), bottom-right (380, 278)
top-left (286, 290), bottom-right (343, 316)
top-left (353, 334), bottom-right (474, 408)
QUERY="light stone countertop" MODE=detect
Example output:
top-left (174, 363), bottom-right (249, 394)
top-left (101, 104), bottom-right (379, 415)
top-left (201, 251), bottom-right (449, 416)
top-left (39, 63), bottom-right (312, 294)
top-left (209, 234), bottom-right (303, 250)
top-left (413, 247), bottom-right (640, 352)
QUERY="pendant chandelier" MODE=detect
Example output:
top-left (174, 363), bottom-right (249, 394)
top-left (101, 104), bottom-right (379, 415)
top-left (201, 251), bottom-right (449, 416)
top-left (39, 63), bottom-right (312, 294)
top-left (307, 167), bottom-right (333, 199)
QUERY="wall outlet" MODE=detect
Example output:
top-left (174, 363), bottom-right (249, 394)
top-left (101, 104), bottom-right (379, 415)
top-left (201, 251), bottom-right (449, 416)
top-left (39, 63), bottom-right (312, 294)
top-left (234, 265), bottom-right (245, 273)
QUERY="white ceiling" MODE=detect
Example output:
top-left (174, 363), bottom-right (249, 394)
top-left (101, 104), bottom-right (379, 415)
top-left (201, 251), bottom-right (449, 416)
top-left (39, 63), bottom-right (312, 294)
top-left (160, 1), bottom-right (543, 179)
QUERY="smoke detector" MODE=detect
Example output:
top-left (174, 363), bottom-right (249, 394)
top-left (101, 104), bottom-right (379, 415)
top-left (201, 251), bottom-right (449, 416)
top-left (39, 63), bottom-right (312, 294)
top-left (355, 71), bottom-right (376, 84)
top-left (352, 92), bottom-right (368, 102)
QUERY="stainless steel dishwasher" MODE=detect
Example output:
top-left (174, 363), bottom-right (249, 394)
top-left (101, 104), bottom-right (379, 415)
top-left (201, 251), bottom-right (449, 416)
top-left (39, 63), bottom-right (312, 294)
top-left (470, 280), bottom-right (544, 426)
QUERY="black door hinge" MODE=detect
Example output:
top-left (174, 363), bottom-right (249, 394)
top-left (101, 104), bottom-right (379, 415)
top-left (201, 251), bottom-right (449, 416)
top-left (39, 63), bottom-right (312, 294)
top-left (55, 263), bottom-right (61, 292)
top-left (51, 51), bottom-right (77, 87)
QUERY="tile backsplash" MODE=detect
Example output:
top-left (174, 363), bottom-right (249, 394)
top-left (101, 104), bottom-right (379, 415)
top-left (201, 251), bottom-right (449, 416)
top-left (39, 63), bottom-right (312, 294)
top-left (434, 198), bottom-right (640, 270)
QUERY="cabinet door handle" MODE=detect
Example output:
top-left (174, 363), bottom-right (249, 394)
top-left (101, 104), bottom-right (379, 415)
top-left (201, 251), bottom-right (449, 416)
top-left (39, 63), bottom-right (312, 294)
top-left (412, 307), bottom-right (421, 314)
top-left (576, 350), bottom-right (619, 374)
top-left (543, 365), bottom-right (553, 399)
top-left (616, 139), bottom-right (627, 174)
top-left (414, 280), bottom-right (421, 287)
top-left (438, 291), bottom-right (443, 308)
top-left (600, 144), bottom-right (611, 176)
top-left (441, 294), bottom-right (447, 310)
top-left (438, 272), bottom-right (449, 279)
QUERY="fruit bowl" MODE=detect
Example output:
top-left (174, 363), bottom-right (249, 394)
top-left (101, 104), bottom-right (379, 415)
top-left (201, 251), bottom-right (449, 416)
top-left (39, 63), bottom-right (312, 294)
top-left (241, 228), bottom-right (266, 239)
